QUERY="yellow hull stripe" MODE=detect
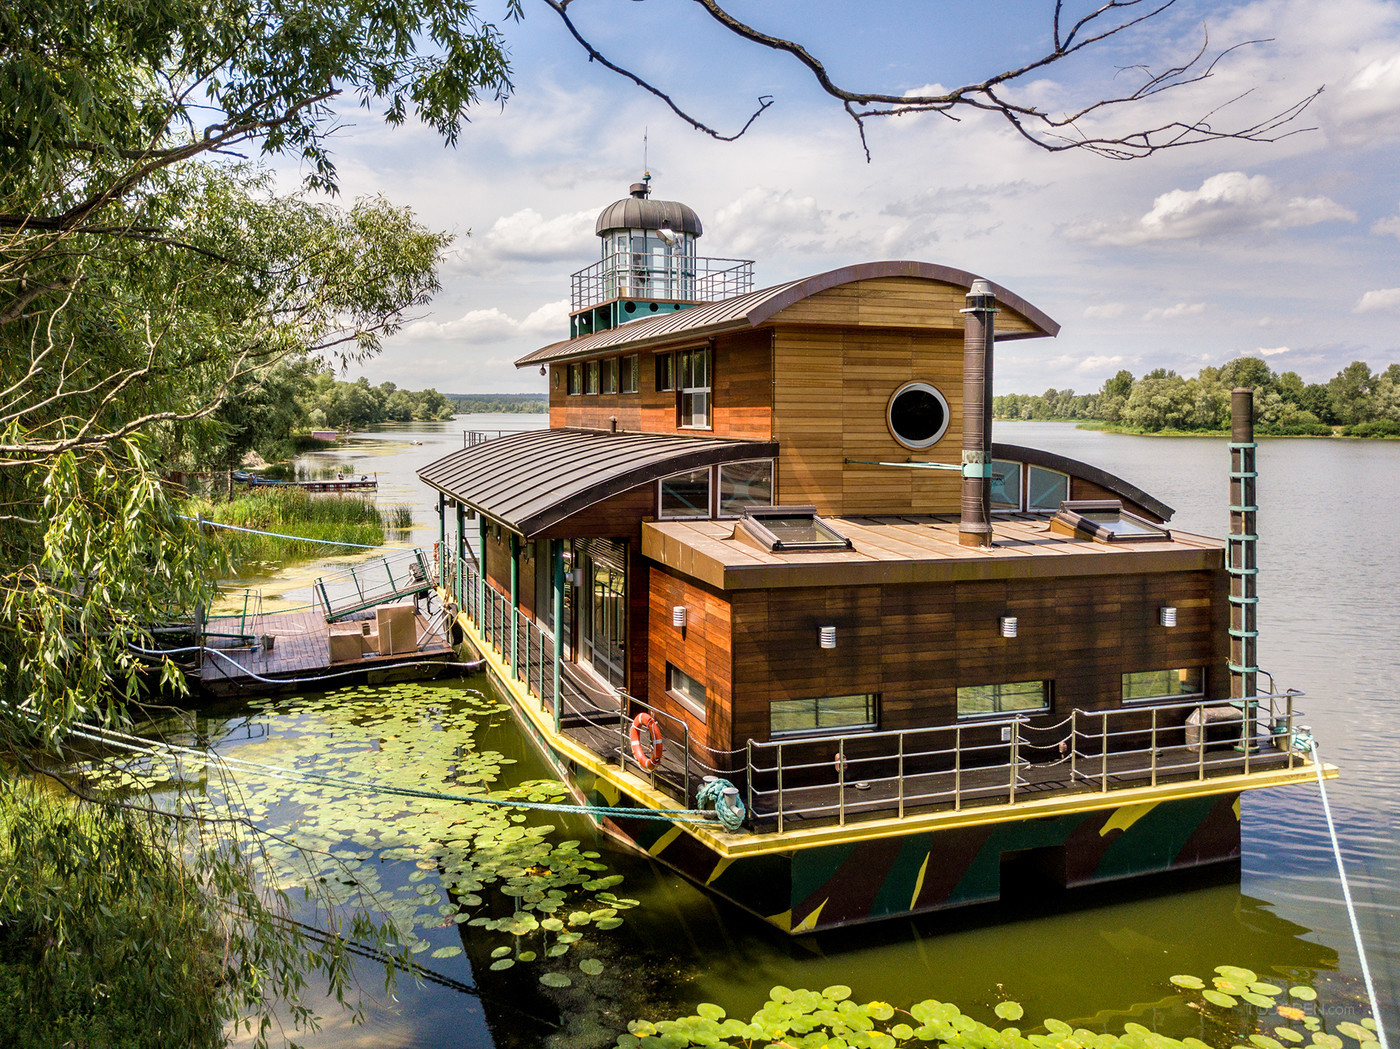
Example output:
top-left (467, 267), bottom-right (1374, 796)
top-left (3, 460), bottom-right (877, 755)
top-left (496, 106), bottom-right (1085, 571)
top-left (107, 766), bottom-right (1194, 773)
top-left (454, 605), bottom-right (1337, 863)
top-left (1099, 801), bottom-right (1159, 837)
top-left (649, 826), bottom-right (683, 856)
top-left (706, 857), bottom-right (737, 885)
top-left (910, 854), bottom-right (930, 910)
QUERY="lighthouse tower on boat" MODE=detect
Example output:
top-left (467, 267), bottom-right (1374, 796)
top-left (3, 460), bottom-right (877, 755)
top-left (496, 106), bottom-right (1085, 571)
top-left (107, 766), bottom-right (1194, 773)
top-left (569, 175), bottom-right (751, 338)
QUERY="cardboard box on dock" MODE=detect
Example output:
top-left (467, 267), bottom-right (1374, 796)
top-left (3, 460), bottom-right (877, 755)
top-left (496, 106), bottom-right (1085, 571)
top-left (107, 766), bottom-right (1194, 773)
top-left (375, 602), bottom-right (417, 654)
top-left (328, 622), bottom-right (365, 663)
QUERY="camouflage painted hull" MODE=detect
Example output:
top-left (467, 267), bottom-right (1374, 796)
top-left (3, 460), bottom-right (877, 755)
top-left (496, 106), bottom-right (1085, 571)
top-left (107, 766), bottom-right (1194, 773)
top-left (490, 661), bottom-right (1241, 934)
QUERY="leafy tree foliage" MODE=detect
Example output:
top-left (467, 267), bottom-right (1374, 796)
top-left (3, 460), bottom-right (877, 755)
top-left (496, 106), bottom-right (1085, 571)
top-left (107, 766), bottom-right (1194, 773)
top-left (994, 357), bottom-right (1400, 436)
top-left (1, 0), bottom-right (514, 1040)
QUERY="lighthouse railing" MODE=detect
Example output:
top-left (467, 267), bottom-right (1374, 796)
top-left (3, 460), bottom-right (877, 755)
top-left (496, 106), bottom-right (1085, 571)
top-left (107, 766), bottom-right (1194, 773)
top-left (571, 252), bottom-right (753, 313)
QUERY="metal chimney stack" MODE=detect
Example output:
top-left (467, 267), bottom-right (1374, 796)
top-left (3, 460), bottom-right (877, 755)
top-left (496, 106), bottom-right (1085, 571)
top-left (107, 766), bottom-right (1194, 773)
top-left (1228, 387), bottom-right (1258, 701)
top-left (959, 279), bottom-right (998, 547)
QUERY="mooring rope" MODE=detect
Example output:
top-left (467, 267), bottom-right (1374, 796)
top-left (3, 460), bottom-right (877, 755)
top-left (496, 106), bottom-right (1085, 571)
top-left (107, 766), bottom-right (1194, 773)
top-left (1304, 737), bottom-right (1389, 1048)
top-left (175, 513), bottom-right (396, 550)
top-left (66, 719), bottom-right (721, 825)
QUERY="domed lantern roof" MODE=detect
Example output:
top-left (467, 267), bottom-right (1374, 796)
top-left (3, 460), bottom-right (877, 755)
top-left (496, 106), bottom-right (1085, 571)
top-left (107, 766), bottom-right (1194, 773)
top-left (594, 177), bottom-right (703, 238)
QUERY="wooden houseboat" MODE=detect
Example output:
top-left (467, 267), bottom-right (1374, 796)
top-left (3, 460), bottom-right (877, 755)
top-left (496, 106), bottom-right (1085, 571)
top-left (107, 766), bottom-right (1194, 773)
top-left (419, 180), bottom-right (1329, 933)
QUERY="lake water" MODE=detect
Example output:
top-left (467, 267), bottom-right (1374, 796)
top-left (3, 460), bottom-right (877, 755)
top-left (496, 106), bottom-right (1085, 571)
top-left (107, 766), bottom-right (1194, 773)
top-left (212, 417), bottom-right (1397, 1045)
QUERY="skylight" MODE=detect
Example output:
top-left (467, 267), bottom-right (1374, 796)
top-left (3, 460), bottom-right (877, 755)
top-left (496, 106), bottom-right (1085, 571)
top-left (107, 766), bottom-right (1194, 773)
top-left (738, 506), bottom-right (853, 552)
top-left (1050, 500), bottom-right (1170, 543)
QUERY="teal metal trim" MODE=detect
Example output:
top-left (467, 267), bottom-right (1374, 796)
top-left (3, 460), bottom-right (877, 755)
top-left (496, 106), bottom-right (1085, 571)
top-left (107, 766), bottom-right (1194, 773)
top-left (1229, 471), bottom-right (1259, 480)
top-left (1229, 629), bottom-right (1260, 639)
top-left (1228, 662), bottom-right (1261, 674)
top-left (1228, 595), bottom-right (1260, 604)
top-left (1228, 505), bottom-right (1259, 512)
top-left (1228, 442), bottom-right (1258, 451)
top-left (1226, 534), bottom-right (1259, 542)
top-left (844, 457), bottom-right (962, 472)
top-left (552, 540), bottom-right (564, 734)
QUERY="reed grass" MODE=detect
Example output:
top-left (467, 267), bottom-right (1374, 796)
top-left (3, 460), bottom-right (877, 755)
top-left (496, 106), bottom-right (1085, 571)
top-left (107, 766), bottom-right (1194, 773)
top-left (188, 488), bottom-right (395, 564)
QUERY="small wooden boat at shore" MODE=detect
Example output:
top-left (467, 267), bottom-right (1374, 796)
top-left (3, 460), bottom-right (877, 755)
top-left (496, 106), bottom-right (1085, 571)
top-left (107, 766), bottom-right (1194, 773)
top-left (232, 470), bottom-right (377, 492)
top-left (417, 179), bottom-right (1333, 934)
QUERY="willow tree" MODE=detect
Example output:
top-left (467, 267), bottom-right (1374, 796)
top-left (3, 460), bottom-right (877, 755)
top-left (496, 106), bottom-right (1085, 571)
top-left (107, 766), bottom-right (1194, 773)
top-left (0, 0), bottom-right (510, 1042)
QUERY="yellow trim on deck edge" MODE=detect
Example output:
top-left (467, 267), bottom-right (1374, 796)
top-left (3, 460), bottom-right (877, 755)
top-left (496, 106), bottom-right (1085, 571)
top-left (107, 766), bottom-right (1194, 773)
top-left (456, 609), bottom-right (1336, 862)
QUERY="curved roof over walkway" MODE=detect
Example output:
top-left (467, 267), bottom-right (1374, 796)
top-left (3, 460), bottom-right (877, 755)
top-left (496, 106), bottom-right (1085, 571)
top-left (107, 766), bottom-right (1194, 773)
top-left (516, 261), bottom-right (1059, 367)
top-left (418, 428), bottom-right (779, 538)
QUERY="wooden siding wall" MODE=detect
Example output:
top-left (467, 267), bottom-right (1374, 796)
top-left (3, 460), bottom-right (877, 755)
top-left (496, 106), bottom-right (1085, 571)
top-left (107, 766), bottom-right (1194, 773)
top-left (767, 276), bottom-right (1040, 336)
top-left (720, 570), bottom-right (1229, 747)
top-left (771, 326), bottom-right (966, 516)
top-left (534, 483), bottom-right (656, 541)
top-left (547, 329), bottom-right (773, 439)
top-left (646, 569), bottom-right (734, 754)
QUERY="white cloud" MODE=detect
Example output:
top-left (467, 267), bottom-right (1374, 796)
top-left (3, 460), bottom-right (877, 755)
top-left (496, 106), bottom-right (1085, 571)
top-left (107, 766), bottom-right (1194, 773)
top-left (1077, 355), bottom-right (1126, 372)
top-left (1328, 51), bottom-right (1400, 145)
top-left (1082, 303), bottom-right (1127, 319)
top-left (1143, 302), bottom-right (1207, 321)
top-left (1355, 288), bottom-right (1400, 312)
top-left (467, 208), bottom-right (596, 266)
top-left (402, 299), bottom-right (570, 343)
top-left (710, 188), bottom-right (834, 257)
top-left (1077, 172), bottom-right (1356, 246)
top-left (1256, 346), bottom-right (1293, 356)
top-left (1372, 203), bottom-right (1400, 239)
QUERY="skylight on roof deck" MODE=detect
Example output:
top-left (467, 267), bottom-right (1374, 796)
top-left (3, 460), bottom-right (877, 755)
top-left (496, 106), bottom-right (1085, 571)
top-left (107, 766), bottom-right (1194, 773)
top-left (1050, 500), bottom-right (1170, 543)
top-left (738, 506), bottom-right (853, 552)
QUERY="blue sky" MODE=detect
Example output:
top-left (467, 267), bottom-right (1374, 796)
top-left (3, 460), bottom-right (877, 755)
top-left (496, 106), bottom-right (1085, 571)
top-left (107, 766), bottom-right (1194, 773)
top-left (282, 0), bottom-right (1400, 395)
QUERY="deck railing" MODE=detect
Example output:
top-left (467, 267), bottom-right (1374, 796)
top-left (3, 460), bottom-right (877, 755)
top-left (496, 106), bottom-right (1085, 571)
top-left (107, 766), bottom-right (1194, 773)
top-left (440, 556), bottom-right (1307, 829)
top-left (570, 252), bottom-right (754, 313)
top-left (744, 693), bottom-right (1304, 832)
top-left (462, 429), bottom-right (534, 449)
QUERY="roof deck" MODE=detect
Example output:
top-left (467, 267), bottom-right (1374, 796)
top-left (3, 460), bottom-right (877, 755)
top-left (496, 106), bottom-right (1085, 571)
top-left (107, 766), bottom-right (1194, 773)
top-left (642, 512), bottom-right (1224, 591)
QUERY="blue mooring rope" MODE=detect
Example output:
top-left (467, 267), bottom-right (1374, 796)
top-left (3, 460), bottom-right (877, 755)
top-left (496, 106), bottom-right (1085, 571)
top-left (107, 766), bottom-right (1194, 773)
top-left (696, 777), bottom-right (746, 832)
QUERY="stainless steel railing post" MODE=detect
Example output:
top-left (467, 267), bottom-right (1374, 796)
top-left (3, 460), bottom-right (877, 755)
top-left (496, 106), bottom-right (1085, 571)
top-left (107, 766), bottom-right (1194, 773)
top-left (1197, 701), bottom-right (1207, 780)
top-left (898, 732), bottom-right (905, 819)
top-left (1009, 720), bottom-right (1019, 804)
top-left (954, 725), bottom-right (963, 811)
top-left (1150, 707), bottom-right (1159, 787)
top-left (838, 738), bottom-right (847, 827)
top-left (1100, 712), bottom-right (1109, 793)
top-left (777, 742), bottom-right (785, 834)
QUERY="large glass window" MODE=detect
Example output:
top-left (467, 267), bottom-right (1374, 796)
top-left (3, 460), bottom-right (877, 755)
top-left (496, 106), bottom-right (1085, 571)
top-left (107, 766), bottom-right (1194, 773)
top-left (990, 460), bottom-right (1021, 511)
top-left (678, 347), bottom-right (711, 428)
top-left (656, 353), bottom-right (675, 392)
top-left (719, 460), bottom-right (774, 516)
top-left (1027, 466), bottom-right (1069, 511)
top-left (667, 663), bottom-right (707, 719)
top-left (659, 467), bottom-right (711, 519)
top-left (601, 358), bottom-right (619, 394)
top-left (621, 354), bottom-right (639, 394)
top-left (584, 360), bottom-right (600, 395)
top-left (770, 694), bottom-right (878, 738)
top-left (1123, 668), bottom-right (1204, 702)
top-left (957, 680), bottom-right (1049, 717)
top-left (567, 363), bottom-right (582, 396)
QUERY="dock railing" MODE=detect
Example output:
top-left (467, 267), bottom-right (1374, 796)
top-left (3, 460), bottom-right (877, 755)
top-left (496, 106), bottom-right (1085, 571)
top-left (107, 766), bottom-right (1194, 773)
top-left (570, 252), bottom-right (754, 313)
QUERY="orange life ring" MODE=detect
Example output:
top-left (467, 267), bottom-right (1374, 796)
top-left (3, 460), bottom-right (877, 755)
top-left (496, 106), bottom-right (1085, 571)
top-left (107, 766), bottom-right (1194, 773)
top-left (629, 712), bottom-right (663, 771)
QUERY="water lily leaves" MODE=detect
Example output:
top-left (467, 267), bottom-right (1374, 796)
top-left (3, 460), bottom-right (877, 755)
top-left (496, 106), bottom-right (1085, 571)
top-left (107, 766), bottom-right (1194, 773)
top-left (1215, 978), bottom-right (1250, 995)
top-left (1217, 965), bottom-right (1260, 983)
top-left (489, 958), bottom-right (514, 971)
top-left (540, 972), bottom-right (572, 988)
top-left (1290, 986), bottom-right (1319, 1002)
top-left (867, 1002), bottom-right (895, 1023)
top-left (579, 958), bottom-right (604, 976)
top-left (430, 945), bottom-right (462, 959)
top-left (1252, 982), bottom-right (1284, 996)
top-left (1203, 990), bottom-right (1239, 1008)
top-left (1250, 1035), bottom-right (1284, 1049)
top-left (1362, 1021), bottom-right (1376, 1032)
top-left (1337, 1023), bottom-right (1376, 1044)
top-left (1171, 975), bottom-right (1206, 990)
top-left (490, 946), bottom-right (511, 959)
top-left (1311, 1037), bottom-right (1343, 1049)
top-left (1244, 992), bottom-right (1279, 1009)
top-left (1275, 1029), bottom-right (1304, 1043)
top-left (995, 1002), bottom-right (1025, 1022)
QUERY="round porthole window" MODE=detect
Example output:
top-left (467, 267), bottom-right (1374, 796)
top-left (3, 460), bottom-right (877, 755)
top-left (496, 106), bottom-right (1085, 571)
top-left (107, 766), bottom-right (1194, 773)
top-left (887, 381), bottom-right (950, 449)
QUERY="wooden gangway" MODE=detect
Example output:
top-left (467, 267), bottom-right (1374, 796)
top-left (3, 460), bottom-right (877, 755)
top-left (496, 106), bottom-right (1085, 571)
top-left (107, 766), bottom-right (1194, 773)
top-left (314, 548), bottom-right (433, 621)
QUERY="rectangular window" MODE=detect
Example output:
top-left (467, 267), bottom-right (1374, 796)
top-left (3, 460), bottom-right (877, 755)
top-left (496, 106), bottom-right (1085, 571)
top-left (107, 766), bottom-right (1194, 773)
top-left (621, 354), bottom-right (639, 394)
top-left (584, 360), bottom-right (600, 395)
top-left (1027, 466), bottom-right (1069, 511)
top-left (667, 663), bottom-right (707, 719)
top-left (659, 467), bottom-right (711, 519)
top-left (1123, 668), bottom-right (1204, 702)
top-left (957, 680), bottom-right (1049, 717)
top-left (567, 363), bottom-right (582, 396)
top-left (718, 460), bottom-right (774, 516)
top-left (656, 353), bottom-right (675, 392)
top-left (678, 347), bottom-right (711, 428)
top-left (601, 358), bottom-right (619, 394)
top-left (990, 460), bottom-right (1021, 511)
top-left (770, 694), bottom-right (878, 738)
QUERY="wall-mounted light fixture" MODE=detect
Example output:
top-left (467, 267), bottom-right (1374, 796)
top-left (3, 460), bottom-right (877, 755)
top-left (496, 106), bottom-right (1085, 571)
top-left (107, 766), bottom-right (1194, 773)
top-left (819, 625), bottom-right (837, 649)
top-left (999, 616), bottom-right (1018, 638)
top-left (672, 606), bottom-right (688, 629)
top-left (540, 365), bottom-right (547, 376)
top-left (1159, 606), bottom-right (1178, 627)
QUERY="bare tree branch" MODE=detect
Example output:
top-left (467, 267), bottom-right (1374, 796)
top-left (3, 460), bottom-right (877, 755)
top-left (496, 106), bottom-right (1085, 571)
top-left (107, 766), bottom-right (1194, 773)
top-left (541, 0), bottom-right (1322, 159)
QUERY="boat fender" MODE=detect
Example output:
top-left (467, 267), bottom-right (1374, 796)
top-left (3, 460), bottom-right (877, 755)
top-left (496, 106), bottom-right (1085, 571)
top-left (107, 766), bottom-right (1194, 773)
top-left (629, 712), bottom-right (663, 771)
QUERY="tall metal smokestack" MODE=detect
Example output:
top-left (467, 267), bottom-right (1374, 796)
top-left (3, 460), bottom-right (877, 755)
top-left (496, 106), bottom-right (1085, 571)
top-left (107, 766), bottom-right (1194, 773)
top-left (1228, 387), bottom-right (1258, 701)
top-left (959, 279), bottom-right (998, 547)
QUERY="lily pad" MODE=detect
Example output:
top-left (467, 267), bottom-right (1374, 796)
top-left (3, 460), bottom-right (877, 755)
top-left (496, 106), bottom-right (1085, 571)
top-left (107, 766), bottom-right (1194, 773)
top-left (1290, 987), bottom-right (1319, 1002)
top-left (1336, 1023), bottom-right (1376, 1044)
top-left (1203, 990), bottom-right (1239, 1009)
top-left (430, 945), bottom-right (462, 959)
top-left (1171, 975), bottom-right (1206, 990)
top-left (1244, 992), bottom-right (1279, 1009)
top-left (1275, 1029), bottom-right (1303, 1043)
top-left (995, 1002), bottom-right (1025, 1022)
top-left (579, 958), bottom-right (604, 976)
top-left (540, 972), bottom-right (572, 988)
top-left (1312, 1035), bottom-right (1343, 1049)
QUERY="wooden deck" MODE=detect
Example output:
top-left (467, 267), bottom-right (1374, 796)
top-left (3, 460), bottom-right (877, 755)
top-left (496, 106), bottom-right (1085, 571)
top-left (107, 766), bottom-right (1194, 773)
top-left (194, 606), bottom-right (454, 697)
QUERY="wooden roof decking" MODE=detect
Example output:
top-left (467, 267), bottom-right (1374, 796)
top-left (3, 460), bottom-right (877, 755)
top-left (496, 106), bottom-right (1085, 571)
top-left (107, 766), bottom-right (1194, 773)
top-left (642, 513), bottom-right (1224, 590)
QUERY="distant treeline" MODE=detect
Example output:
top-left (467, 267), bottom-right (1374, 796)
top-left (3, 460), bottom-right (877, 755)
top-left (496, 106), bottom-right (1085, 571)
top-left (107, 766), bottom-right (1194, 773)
top-left (446, 392), bottom-right (548, 414)
top-left (993, 357), bottom-right (1400, 437)
top-left (302, 373), bottom-right (456, 428)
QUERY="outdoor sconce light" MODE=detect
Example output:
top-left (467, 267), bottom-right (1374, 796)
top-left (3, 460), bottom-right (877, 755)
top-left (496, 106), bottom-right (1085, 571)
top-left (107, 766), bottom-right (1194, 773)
top-left (672, 606), bottom-right (688, 629)
top-left (819, 625), bottom-right (837, 649)
top-left (999, 616), bottom-right (1018, 638)
top-left (540, 365), bottom-right (547, 376)
top-left (1159, 606), bottom-right (1178, 627)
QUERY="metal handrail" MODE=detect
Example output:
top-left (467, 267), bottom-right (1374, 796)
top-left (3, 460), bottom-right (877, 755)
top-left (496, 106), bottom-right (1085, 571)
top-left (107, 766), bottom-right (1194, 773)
top-left (570, 252), bottom-right (754, 312)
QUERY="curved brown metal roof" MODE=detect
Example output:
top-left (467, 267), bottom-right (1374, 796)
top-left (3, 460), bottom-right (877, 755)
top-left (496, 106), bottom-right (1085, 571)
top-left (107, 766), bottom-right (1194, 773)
top-left (418, 428), bottom-right (778, 537)
top-left (515, 261), bottom-right (1059, 367)
top-left (991, 442), bottom-right (1174, 522)
top-left (595, 196), bottom-right (703, 236)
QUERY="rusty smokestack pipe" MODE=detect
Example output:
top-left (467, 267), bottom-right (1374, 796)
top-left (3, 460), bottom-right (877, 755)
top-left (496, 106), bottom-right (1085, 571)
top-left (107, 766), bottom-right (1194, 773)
top-left (1229, 387), bottom-right (1258, 701)
top-left (959, 279), bottom-right (998, 547)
